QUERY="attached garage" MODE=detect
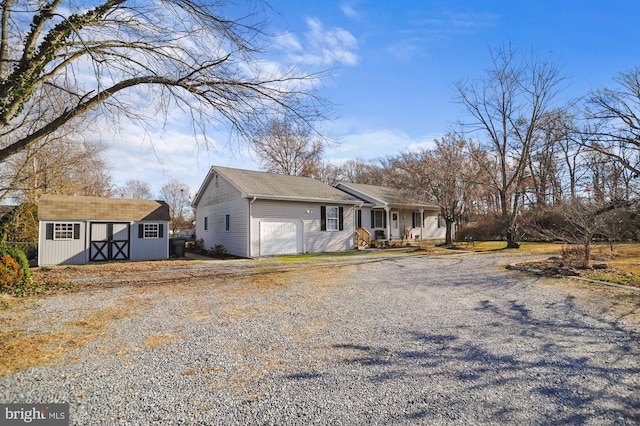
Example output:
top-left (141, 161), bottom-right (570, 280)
top-left (259, 218), bottom-right (303, 256)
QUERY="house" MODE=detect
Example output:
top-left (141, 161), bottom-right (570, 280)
top-left (38, 194), bottom-right (170, 266)
top-left (335, 182), bottom-right (445, 243)
top-left (192, 166), bottom-right (362, 257)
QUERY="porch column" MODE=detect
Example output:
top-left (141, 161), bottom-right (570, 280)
top-left (420, 209), bottom-right (424, 240)
top-left (384, 206), bottom-right (391, 240)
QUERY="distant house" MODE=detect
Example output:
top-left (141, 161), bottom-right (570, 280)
top-left (335, 182), bottom-right (445, 243)
top-left (38, 195), bottom-right (170, 266)
top-left (192, 166), bottom-right (362, 257)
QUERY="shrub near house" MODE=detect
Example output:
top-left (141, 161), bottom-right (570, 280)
top-left (0, 246), bottom-right (32, 296)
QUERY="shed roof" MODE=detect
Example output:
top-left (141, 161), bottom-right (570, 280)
top-left (39, 195), bottom-right (170, 221)
top-left (194, 166), bottom-right (361, 205)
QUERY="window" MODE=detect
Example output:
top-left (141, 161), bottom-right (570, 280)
top-left (54, 223), bottom-right (74, 240)
top-left (143, 223), bottom-right (159, 238)
top-left (321, 206), bottom-right (343, 231)
top-left (225, 214), bottom-right (230, 231)
top-left (46, 223), bottom-right (79, 240)
top-left (412, 212), bottom-right (422, 228)
top-left (204, 216), bottom-right (208, 231)
top-left (138, 223), bottom-right (164, 238)
top-left (326, 207), bottom-right (339, 231)
top-left (371, 210), bottom-right (385, 228)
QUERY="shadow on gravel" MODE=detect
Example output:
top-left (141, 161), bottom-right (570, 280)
top-left (309, 297), bottom-right (640, 424)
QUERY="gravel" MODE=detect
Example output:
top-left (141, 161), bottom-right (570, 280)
top-left (1, 252), bottom-right (639, 425)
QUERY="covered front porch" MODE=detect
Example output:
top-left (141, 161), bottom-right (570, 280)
top-left (355, 206), bottom-right (445, 248)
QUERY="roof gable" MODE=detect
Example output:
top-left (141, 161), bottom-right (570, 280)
top-left (194, 166), bottom-right (361, 205)
top-left (39, 195), bottom-right (170, 221)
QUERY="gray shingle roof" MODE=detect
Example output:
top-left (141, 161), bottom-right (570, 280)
top-left (210, 166), bottom-right (361, 204)
top-left (336, 182), bottom-right (439, 209)
top-left (39, 195), bottom-right (170, 221)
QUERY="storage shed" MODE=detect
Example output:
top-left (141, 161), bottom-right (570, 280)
top-left (38, 195), bottom-right (170, 266)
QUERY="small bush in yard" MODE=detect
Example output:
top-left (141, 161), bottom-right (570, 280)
top-left (207, 244), bottom-right (227, 257)
top-left (0, 246), bottom-right (33, 296)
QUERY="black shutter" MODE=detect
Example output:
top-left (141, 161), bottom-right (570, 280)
top-left (46, 223), bottom-right (54, 240)
top-left (320, 206), bottom-right (326, 231)
top-left (339, 207), bottom-right (344, 231)
top-left (357, 209), bottom-right (362, 228)
top-left (383, 212), bottom-right (387, 228)
top-left (73, 224), bottom-right (80, 239)
top-left (371, 211), bottom-right (375, 228)
top-left (159, 224), bottom-right (164, 238)
top-left (138, 224), bottom-right (144, 238)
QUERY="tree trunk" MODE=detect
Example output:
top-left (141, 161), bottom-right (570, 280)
top-left (506, 229), bottom-right (520, 249)
top-left (583, 241), bottom-right (591, 268)
top-left (445, 220), bottom-right (453, 246)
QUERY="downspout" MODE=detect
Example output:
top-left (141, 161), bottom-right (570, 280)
top-left (249, 197), bottom-right (257, 257)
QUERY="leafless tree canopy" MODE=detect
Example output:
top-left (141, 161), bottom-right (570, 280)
top-left (0, 0), bottom-right (328, 164)
top-left (252, 116), bottom-right (325, 176)
top-left (0, 135), bottom-right (113, 204)
top-left (454, 44), bottom-right (566, 242)
top-left (159, 179), bottom-right (190, 233)
top-left (582, 67), bottom-right (640, 177)
top-left (117, 179), bottom-right (154, 200)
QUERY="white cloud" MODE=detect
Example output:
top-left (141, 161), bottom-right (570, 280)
top-left (273, 32), bottom-right (303, 52)
top-left (275, 18), bottom-right (359, 67)
top-left (339, 2), bottom-right (361, 19)
top-left (387, 7), bottom-right (498, 62)
top-left (306, 18), bottom-right (359, 66)
top-left (325, 126), bottom-right (441, 162)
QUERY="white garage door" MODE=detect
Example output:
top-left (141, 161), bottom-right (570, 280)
top-left (260, 218), bottom-right (303, 256)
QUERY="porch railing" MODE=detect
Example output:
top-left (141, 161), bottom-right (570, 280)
top-left (355, 227), bottom-right (371, 249)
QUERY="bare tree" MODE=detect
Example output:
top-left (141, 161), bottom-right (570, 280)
top-left (338, 158), bottom-right (387, 185)
top-left (0, 136), bottom-right (113, 203)
top-left (159, 179), bottom-right (190, 234)
top-left (582, 67), bottom-right (640, 176)
top-left (454, 44), bottom-right (566, 247)
top-left (252, 117), bottom-right (324, 176)
top-left (390, 135), bottom-right (479, 246)
top-left (117, 179), bottom-right (154, 199)
top-left (0, 0), bottom-right (328, 164)
top-left (526, 109), bottom-right (572, 206)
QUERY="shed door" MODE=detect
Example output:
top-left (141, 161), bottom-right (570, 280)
top-left (260, 218), bottom-right (302, 256)
top-left (90, 222), bottom-right (130, 261)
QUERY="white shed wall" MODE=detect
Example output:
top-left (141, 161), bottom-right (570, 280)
top-left (38, 221), bottom-right (87, 265)
top-left (130, 221), bottom-right (170, 261)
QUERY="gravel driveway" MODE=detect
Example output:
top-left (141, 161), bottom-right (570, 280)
top-left (1, 252), bottom-right (639, 425)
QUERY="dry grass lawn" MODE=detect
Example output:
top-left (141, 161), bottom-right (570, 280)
top-left (1, 245), bottom-right (638, 377)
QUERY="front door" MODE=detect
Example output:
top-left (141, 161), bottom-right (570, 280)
top-left (391, 212), bottom-right (400, 239)
top-left (90, 222), bottom-right (130, 261)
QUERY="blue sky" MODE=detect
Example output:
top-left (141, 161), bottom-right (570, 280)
top-left (103, 0), bottom-right (640, 197)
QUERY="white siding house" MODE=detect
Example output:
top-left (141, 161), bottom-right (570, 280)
top-left (38, 195), bottom-right (170, 266)
top-left (335, 182), bottom-right (446, 242)
top-left (193, 166), bottom-right (361, 257)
